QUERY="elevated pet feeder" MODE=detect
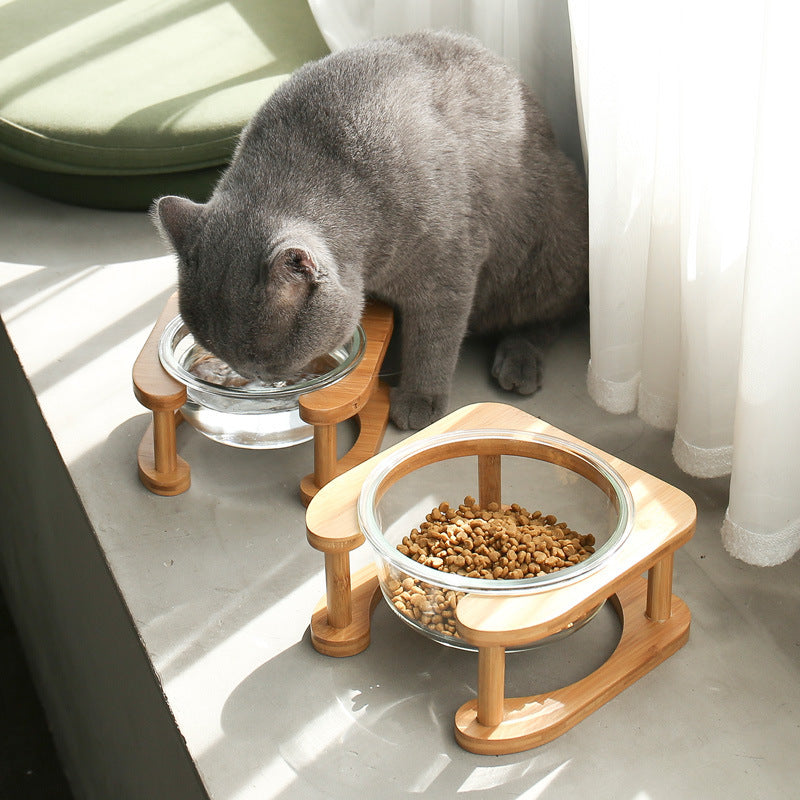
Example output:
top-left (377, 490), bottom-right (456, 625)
top-left (305, 402), bottom-right (695, 754)
top-left (132, 292), bottom-right (394, 504)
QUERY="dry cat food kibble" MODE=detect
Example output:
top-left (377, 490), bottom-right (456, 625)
top-left (386, 496), bottom-right (596, 639)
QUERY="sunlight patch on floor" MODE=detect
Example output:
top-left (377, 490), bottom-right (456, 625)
top-left (3, 256), bottom-right (175, 462)
top-left (165, 571), bottom-right (322, 758)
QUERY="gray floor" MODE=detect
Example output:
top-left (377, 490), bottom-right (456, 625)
top-left (1, 177), bottom-right (799, 800)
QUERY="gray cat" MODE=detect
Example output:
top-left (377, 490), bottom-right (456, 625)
top-left (153, 30), bottom-right (588, 430)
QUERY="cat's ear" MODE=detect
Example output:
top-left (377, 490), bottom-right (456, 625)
top-left (151, 196), bottom-right (204, 257)
top-left (268, 248), bottom-right (319, 284)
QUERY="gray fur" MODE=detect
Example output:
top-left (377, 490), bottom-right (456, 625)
top-left (153, 30), bottom-right (588, 430)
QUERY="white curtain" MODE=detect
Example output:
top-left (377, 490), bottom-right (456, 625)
top-left (569, 0), bottom-right (800, 566)
top-left (308, 0), bottom-right (800, 566)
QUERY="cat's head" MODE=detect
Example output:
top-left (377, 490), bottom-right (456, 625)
top-left (152, 195), bottom-right (363, 382)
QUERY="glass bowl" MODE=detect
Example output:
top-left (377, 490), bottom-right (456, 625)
top-left (158, 315), bottom-right (365, 449)
top-left (358, 429), bottom-right (634, 651)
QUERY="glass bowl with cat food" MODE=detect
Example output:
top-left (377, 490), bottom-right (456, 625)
top-left (357, 429), bottom-right (634, 651)
top-left (158, 315), bottom-right (365, 448)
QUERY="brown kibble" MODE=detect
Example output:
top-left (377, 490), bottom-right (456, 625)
top-left (392, 499), bottom-right (596, 637)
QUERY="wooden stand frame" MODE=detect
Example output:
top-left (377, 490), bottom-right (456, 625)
top-left (132, 292), bottom-right (394, 504)
top-left (305, 403), bottom-right (696, 754)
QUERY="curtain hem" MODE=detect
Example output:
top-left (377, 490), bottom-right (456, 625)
top-left (586, 362), bottom-right (639, 415)
top-left (721, 512), bottom-right (800, 567)
top-left (672, 430), bottom-right (732, 479)
top-left (638, 387), bottom-right (677, 431)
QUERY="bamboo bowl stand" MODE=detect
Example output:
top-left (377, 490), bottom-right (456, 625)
top-left (305, 402), bottom-right (696, 754)
top-left (132, 292), bottom-right (394, 505)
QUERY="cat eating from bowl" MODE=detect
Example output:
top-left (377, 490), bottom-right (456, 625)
top-left (153, 31), bottom-right (588, 430)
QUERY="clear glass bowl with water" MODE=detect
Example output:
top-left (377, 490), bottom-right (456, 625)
top-left (357, 429), bottom-right (634, 650)
top-left (158, 315), bottom-right (365, 448)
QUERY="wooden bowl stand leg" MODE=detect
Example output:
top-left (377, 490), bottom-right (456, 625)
top-left (136, 408), bottom-right (191, 496)
top-left (133, 293), bottom-right (191, 496)
top-left (299, 300), bottom-right (394, 506)
top-left (308, 547), bottom-right (382, 658)
top-left (298, 380), bottom-right (392, 507)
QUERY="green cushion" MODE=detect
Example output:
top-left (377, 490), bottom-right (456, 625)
top-left (0, 0), bottom-right (328, 209)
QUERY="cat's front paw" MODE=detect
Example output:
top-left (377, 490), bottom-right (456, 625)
top-left (390, 388), bottom-right (448, 430)
top-left (492, 336), bottom-right (543, 395)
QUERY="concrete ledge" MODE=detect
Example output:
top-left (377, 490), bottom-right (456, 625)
top-left (0, 318), bottom-right (208, 800)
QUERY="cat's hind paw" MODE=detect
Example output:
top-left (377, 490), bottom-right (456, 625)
top-left (389, 388), bottom-right (448, 430)
top-left (491, 336), bottom-right (543, 395)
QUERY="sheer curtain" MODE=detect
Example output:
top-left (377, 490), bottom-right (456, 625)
top-left (569, 0), bottom-right (800, 566)
top-left (307, 0), bottom-right (800, 566)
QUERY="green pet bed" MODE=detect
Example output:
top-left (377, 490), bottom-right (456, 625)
top-left (0, 0), bottom-right (329, 210)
